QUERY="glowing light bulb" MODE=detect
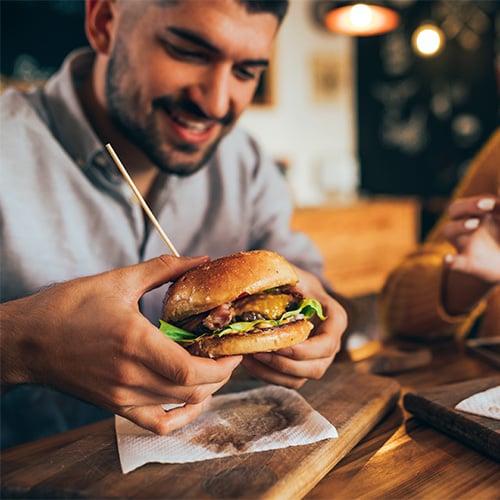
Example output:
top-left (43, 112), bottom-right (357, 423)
top-left (349, 4), bottom-right (372, 28)
top-left (324, 3), bottom-right (400, 36)
top-left (412, 24), bottom-right (445, 57)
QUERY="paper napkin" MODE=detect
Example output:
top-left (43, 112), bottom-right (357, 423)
top-left (454, 385), bottom-right (500, 420)
top-left (115, 385), bottom-right (338, 473)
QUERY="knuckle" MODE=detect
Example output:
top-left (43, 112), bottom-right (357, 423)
top-left (108, 323), bottom-right (136, 357)
top-left (288, 378), bottom-right (307, 389)
top-left (309, 363), bottom-right (327, 380)
top-left (184, 386), bottom-right (207, 405)
top-left (108, 386), bottom-right (129, 408)
top-left (336, 306), bottom-right (349, 331)
top-left (153, 418), bottom-right (174, 436)
top-left (170, 363), bottom-right (195, 386)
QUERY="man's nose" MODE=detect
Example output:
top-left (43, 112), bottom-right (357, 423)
top-left (189, 64), bottom-right (232, 121)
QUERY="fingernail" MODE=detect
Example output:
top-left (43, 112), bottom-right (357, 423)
top-left (464, 218), bottom-right (480, 230)
top-left (444, 254), bottom-right (454, 264)
top-left (477, 198), bottom-right (495, 211)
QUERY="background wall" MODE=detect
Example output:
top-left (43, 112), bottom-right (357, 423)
top-left (240, 0), bottom-right (357, 207)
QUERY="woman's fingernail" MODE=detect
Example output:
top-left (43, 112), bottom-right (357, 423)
top-left (477, 198), bottom-right (495, 211)
top-left (444, 254), bottom-right (454, 264)
top-left (464, 218), bottom-right (480, 230)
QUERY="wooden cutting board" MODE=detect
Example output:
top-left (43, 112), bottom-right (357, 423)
top-left (1, 364), bottom-right (400, 499)
top-left (403, 376), bottom-right (500, 461)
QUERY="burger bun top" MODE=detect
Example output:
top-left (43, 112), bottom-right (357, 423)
top-left (163, 250), bottom-right (298, 323)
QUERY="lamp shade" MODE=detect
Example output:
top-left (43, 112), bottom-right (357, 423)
top-left (318, 1), bottom-right (400, 36)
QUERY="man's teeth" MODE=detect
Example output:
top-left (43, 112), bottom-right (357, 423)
top-left (173, 113), bottom-right (210, 132)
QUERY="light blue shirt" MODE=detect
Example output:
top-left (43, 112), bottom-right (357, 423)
top-left (0, 49), bottom-right (325, 448)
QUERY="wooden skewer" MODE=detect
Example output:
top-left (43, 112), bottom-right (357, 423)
top-left (105, 143), bottom-right (180, 257)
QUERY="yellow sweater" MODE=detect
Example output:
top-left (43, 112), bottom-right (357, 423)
top-left (381, 128), bottom-right (500, 339)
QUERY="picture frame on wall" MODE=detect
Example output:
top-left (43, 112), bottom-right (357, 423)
top-left (252, 70), bottom-right (273, 106)
top-left (251, 52), bottom-right (275, 107)
top-left (310, 53), bottom-right (340, 103)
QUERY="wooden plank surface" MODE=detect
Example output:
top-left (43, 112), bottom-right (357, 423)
top-left (306, 341), bottom-right (500, 500)
top-left (403, 376), bottom-right (500, 461)
top-left (1, 364), bottom-right (400, 499)
top-left (291, 197), bottom-right (419, 297)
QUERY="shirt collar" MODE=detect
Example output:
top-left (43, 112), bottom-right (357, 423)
top-left (43, 47), bottom-right (120, 182)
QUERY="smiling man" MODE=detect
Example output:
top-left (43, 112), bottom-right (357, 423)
top-left (0, 0), bottom-right (348, 450)
top-left (81, 0), bottom-right (281, 187)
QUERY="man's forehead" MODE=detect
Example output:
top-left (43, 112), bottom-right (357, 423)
top-left (119, 0), bottom-right (279, 53)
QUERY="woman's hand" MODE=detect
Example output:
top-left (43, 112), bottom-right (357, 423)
top-left (443, 196), bottom-right (500, 284)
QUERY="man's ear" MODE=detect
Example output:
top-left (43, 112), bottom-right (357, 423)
top-left (85, 0), bottom-right (117, 55)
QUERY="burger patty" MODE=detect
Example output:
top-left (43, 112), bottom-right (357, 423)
top-left (176, 286), bottom-right (303, 335)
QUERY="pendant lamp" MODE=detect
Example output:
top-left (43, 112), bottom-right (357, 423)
top-left (313, 1), bottom-right (400, 36)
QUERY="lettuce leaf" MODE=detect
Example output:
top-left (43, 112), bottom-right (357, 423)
top-left (158, 320), bottom-right (200, 343)
top-left (158, 298), bottom-right (326, 344)
top-left (282, 298), bottom-right (326, 321)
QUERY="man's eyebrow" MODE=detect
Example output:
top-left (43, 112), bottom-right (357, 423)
top-left (165, 26), bottom-right (269, 67)
top-left (166, 27), bottom-right (222, 52)
top-left (240, 59), bottom-right (269, 69)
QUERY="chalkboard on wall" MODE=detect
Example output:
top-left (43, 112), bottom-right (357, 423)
top-left (356, 0), bottom-right (499, 237)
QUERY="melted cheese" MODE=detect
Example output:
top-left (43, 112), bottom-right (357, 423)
top-left (232, 293), bottom-right (291, 319)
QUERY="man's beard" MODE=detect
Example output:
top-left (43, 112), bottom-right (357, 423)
top-left (105, 43), bottom-right (234, 177)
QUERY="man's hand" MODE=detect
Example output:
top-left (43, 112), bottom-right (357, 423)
top-left (443, 196), bottom-right (500, 284)
top-left (1, 255), bottom-right (242, 435)
top-left (241, 267), bottom-right (347, 389)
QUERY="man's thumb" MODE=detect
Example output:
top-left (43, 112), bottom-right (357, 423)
top-left (131, 254), bottom-right (209, 294)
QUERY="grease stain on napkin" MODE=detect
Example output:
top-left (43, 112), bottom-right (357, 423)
top-left (115, 385), bottom-right (338, 473)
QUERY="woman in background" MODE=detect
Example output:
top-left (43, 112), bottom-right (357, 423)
top-left (381, 128), bottom-right (499, 339)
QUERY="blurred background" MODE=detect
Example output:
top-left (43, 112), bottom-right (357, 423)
top-left (1, 0), bottom-right (498, 336)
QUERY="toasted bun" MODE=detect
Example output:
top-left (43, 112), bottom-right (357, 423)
top-left (187, 319), bottom-right (313, 358)
top-left (163, 250), bottom-right (298, 323)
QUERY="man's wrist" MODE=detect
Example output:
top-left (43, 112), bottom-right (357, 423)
top-left (0, 300), bottom-right (33, 390)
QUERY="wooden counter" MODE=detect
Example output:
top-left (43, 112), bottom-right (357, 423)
top-left (1, 340), bottom-right (498, 499)
top-left (306, 341), bottom-right (500, 499)
top-left (292, 197), bottom-right (420, 297)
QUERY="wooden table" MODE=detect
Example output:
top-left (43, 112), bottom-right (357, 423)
top-left (2, 341), bottom-right (499, 499)
top-left (307, 340), bottom-right (500, 499)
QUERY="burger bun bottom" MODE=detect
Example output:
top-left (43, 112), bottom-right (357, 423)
top-left (187, 319), bottom-right (313, 358)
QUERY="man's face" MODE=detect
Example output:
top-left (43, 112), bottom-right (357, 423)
top-left (105, 0), bottom-right (279, 176)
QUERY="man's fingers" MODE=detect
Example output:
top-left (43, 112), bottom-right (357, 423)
top-left (121, 398), bottom-right (211, 436)
top-left (105, 375), bottom-right (231, 408)
top-left (241, 357), bottom-right (307, 389)
top-left (141, 330), bottom-right (242, 386)
top-left (251, 349), bottom-right (332, 379)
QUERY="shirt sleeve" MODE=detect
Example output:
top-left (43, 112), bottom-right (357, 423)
top-left (243, 134), bottom-right (326, 283)
top-left (380, 128), bottom-right (499, 340)
top-left (380, 241), bottom-right (486, 339)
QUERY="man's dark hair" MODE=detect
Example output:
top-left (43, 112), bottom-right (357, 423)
top-left (156, 1), bottom-right (288, 24)
top-left (237, 0), bottom-right (289, 24)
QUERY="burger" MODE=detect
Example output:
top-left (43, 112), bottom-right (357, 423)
top-left (158, 250), bottom-right (326, 358)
